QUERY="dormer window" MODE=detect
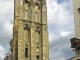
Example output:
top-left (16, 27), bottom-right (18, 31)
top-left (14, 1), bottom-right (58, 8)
top-left (77, 7), bottom-right (80, 12)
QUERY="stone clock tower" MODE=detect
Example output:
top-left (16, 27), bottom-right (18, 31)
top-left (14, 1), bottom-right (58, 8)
top-left (11, 0), bottom-right (49, 60)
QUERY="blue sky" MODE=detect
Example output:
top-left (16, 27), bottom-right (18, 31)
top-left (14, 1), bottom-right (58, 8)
top-left (57, 0), bottom-right (64, 4)
top-left (0, 0), bottom-right (75, 60)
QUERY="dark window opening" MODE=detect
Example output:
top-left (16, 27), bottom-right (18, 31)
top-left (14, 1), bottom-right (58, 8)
top-left (37, 55), bottom-right (39, 59)
top-left (25, 48), bottom-right (28, 57)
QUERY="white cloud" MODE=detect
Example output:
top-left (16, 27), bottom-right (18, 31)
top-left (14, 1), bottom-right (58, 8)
top-left (0, 45), bottom-right (7, 60)
top-left (3, 22), bottom-right (13, 37)
top-left (49, 32), bottom-right (75, 60)
top-left (0, 0), bottom-right (13, 54)
top-left (47, 0), bottom-right (73, 27)
top-left (60, 31), bottom-right (71, 37)
top-left (49, 32), bottom-right (57, 42)
top-left (47, 0), bottom-right (75, 60)
top-left (0, 45), bottom-right (4, 51)
top-left (0, 0), bottom-right (14, 25)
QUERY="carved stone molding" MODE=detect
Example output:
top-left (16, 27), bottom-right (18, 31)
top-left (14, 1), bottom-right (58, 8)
top-left (35, 2), bottom-right (39, 6)
top-left (35, 26), bottom-right (41, 32)
top-left (24, 24), bottom-right (30, 30)
top-left (24, 0), bottom-right (31, 6)
top-left (35, 2), bottom-right (40, 9)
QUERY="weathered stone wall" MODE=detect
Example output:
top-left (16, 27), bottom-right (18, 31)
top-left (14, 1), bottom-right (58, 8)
top-left (12, 0), bottom-right (49, 60)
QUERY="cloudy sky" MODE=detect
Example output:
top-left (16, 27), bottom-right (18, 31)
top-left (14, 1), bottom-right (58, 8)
top-left (0, 0), bottom-right (75, 60)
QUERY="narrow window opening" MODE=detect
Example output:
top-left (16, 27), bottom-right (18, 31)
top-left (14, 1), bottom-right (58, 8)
top-left (25, 10), bottom-right (28, 19)
top-left (35, 13), bottom-right (38, 22)
top-left (37, 55), bottom-right (39, 59)
top-left (25, 48), bottom-right (28, 57)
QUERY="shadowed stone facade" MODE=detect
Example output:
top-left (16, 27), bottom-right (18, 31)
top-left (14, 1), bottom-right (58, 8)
top-left (4, 0), bottom-right (49, 60)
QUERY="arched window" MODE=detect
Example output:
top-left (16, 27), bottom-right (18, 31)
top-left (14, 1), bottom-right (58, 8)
top-left (35, 12), bottom-right (38, 22)
top-left (25, 10), bottom-right (28, 20)
top-left (36, 55), bottom-right (39, 59)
